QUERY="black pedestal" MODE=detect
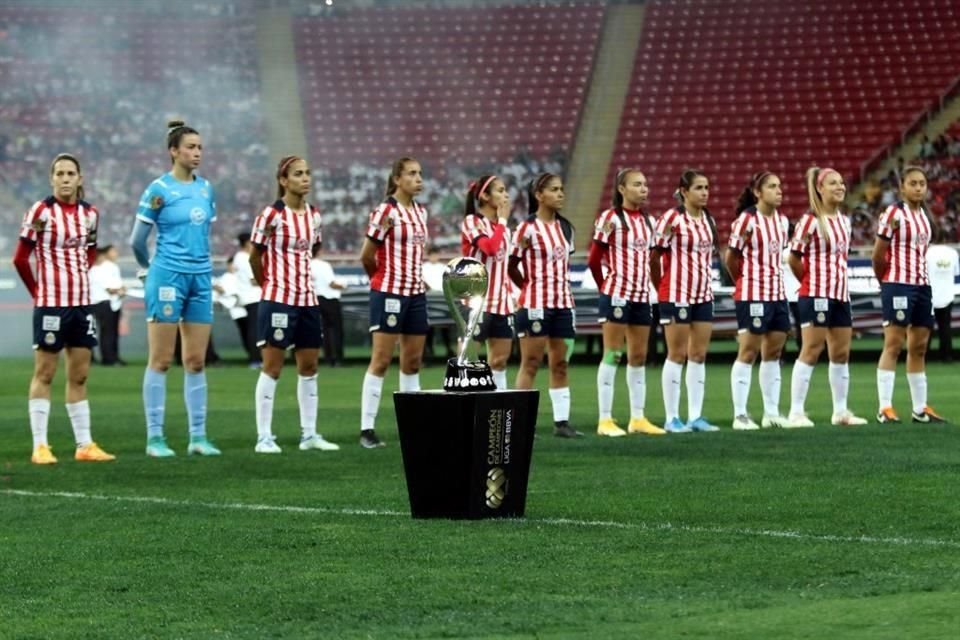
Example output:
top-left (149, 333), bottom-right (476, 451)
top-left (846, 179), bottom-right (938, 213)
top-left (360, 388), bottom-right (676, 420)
top-left (394, 390), bottom-right (539, 519)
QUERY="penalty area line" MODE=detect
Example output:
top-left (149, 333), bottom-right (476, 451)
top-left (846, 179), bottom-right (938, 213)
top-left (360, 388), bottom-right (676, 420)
top-left (4, 489), bottom-right (959, 550)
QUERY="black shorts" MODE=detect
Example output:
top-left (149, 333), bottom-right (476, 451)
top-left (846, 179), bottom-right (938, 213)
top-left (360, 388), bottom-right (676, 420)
top-left (881, 283), bottom-right (934, 329)
top-left (598, 294), bottom-right (652, 326)
top-left (796, 296), bottom-right (852, 328)
top-left (659, 301), bottom-right (713, 325)
top-left (369, 291), bottom-right (429, 335)
top-left (33, 306), bottom-right (98, 352)
top-left (735, 300), bottom-right (791, 334)
top-left (472, 312), bottom-right (515, 341)
top-left (257, 301), bottom-right (322, 350)
top-left (515, 308), bottom-right (576, 339)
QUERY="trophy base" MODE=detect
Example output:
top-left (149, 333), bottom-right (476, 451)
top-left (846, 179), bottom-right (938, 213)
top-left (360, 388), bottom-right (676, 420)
top-left (443, 358), bottom-right (496, 392)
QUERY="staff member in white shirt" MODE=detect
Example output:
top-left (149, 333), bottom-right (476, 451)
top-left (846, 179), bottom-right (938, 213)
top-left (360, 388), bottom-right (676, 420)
top-left (88, 245), bottom-right (126, 366)
top-left (233, 233), bottom-right (263, 367)
top-left (926, 229), bottom-right (959, 362)
top-left (310, 245), bottom-right (347, 367)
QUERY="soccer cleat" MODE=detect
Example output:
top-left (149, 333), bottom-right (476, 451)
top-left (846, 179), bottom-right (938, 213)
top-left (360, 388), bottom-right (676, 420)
top-left (732, 415), bottom-right (760, 431)
top-left (912, 406), bottom-right (947, 424)
top-left (876, 407), bottom-right (901, 423)
top-left (553, 421), bottom-right (584, 438)
top-left (187, 437), bottom-right (222, 456)
top-left (831, 410), bottom-right (868, 426)
top-left (360, 429), bottom-right (386, 449)
top-left (75, 442), bottom-right (116, 462)
top-left (664, 417), bottom-right (692, 434)
top-left (299, 434), bottom-right (340, 451)
top-left (688, 417), bottom-right (720, 432)
top-left (761, 415), bottom-right (790, 429)
top-left (255, 436), bottom-right (282, 454)
top-left (31, 444), bottom-right (57, 465)
top-left (597, 418), bottom-right (627, 437)
top-left (146, 436), bottom-right (176, 458)
top-left (784, 413), bottom-right (815, 428)
top-left (627, 417), bottom-right (666, 435)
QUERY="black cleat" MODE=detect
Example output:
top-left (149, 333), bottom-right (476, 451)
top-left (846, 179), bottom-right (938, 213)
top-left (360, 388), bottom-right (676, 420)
top-left (360, 429), bottom-right (386, 448)
top-left (553, 421), bottom-right (584, 438)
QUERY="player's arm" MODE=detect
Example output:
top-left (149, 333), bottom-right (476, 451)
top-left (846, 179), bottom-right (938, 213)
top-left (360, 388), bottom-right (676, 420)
top-left (649, 247), bottom-right (664, 290)
top-left (787, 252), bottom-right (804, 281)
top-left (724, 247), bottom-right (742, 282)
top-left (130, 219), bottom-right (153, 270)
top-left (586, 240), bottom-right (607, 289)
top-left (11, 238), bottom-right (38, 299)
top-left (250, 243), bottom-right (266, 287)
top-left (507, 255), bottom-right (525, 289)
top-left (360, 237), bottom-right (380, 278)
top-left (872, 237), bottom-right (891, 281)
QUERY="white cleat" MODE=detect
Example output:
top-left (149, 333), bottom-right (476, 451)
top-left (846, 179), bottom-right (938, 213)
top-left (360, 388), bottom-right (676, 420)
top-left (255, 436), bottom-right (283, 454)
top-left (732, 415), bottom-right (761, 430)
top-left (785, 413), bottom-right (815, 428)
top-left (299, 434), bottom-right (341, 451)
top-left (831, 410), bottom-right (868, 426)
top-left (761, 414), bottom-right (790, 429)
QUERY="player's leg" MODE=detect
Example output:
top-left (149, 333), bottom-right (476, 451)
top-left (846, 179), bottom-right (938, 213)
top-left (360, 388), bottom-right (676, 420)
top-left (758, 330), bottom-right (789, 427)
top-left (596, 317), bottom-right (627, 436)
top-left (662, 318), bottom-right (690, 432)
top-left (625, 321), bottom-right (663, 435)
top-left (486, 337), bottom-right (513, 390)
top-left (254, 342), bottom-right (286, 453)
top-left (547, 334), bottom-right (580, 438)
top-left (361, 331), bottom-right (399, 448)
top-left (516, 335), bottom-right (546, 390)
top-left (686, 319), bottom-right (717, 432)
top-left (180, 321), bottom-right (219, 454)
top-left (825, 326), bottom-right (865, 425)
top-left (28, 345), bottom-right (60, 464)
top-left (877, 324), bottom-right (905, 421)
top-left (294, 305), bottom-right (339, 450)
top-left (142, 266), bottom-right (183, 456)
top-left (731, 330), bottom-right (761, 430)
top-left (65, 344), bottom-right (114, 461)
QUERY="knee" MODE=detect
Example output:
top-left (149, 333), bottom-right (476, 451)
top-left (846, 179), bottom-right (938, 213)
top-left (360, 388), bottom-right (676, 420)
top-left (182, 356), bottom-right (205, 373)
top-left (521, 355), bottom-right (541, 373)
top-left (70, 372), bottom-right (88, 387)
top-left (552, 359), bottom-right (569, 377)
top-left (489, 354), bottom-right (509, 371)
top-left (627, 352), bottom-right (646, 367)
top-left (831, 349), bottom-right (850, 363)
top-left (738, 346), bottom-right (759, 363)
top-left (33, 368), bottom-right (55, 386)
top-left (883, 342), bottom-right (903, 359)
top-left (298, 362), bottom-right (318, 377)
top-left (150, 356), bottom-right (173, 373)
top-left (687, 350), bottom-right (707, 363)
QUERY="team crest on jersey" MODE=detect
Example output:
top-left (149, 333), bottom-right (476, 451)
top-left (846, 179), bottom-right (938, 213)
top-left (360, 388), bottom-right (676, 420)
top-left (32, 218), bottom-right (47, 232)
top-left (190, 207), bottom-right (206, 225)
top-left (380, 215), bottom-right (394, 230)
top-left (602, 221), bottom-right (614, 235)
top-left (294, 238), bottom-right (310, 252)
top-left (150, 195), bottom-right (164, 210)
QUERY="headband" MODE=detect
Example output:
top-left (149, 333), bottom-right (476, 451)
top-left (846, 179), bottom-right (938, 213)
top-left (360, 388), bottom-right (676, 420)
top-left (752, 171), bottom-right (772, 189)
top-left (476, 175), bottom-right (497, 196)
top-left (278, 156), bottom-right (301, 176)
top-left (816, 168), bottom-right (838, 189)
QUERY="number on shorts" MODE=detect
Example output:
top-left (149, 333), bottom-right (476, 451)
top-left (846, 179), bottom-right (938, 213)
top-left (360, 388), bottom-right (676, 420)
top-left (86, 314), bottom-right (97, 336)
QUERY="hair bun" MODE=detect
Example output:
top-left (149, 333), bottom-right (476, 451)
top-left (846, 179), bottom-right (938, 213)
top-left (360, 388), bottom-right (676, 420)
top-left (167, 119), bottom-right (186, 130)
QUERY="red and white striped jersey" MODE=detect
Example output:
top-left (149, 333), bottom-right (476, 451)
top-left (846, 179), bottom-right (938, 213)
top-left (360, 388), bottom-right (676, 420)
top-left (653, 207), bottom-right (715, 304)
top-left (510, 217), bottom-right (574, 309)
top-left (593, 208), bottom-right (654, 303)
top-left (366, 198), bottom-right (428, 296)
top-left (790, 212), bottom-right (851, 301)
top-left (19, 197), bottom-right (98, 307)
top-left (728, 206), bottom-right (789, 302)
top-left (251, 200), bottom-right (322, 306)
top-left (876, 201), bottom-right (931, 285)
top-left (461, 215), bottom-right (514, 315)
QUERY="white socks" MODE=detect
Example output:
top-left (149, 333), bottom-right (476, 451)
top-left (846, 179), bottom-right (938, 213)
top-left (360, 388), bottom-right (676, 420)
top-left (492, 368), bottom-right (508, 390)
top-left (361, 372), bottom-right (384, 431)
top-left (548, 387), bottom-right (571, 422)
top-left (626, 365), bottom-right (646, 419)
top-left (877, 368), bottom-right (895, 410)
top-left (29, 398), bottom-right (51, 448)
top-left (828, 362), bottom-right (849, 414)
top-left (686, 361), bottom-right (706, 420)
top-left (907, 371), bottom-right (927, 414)
top-left (298, 374), bottom-right (318, 438)
top-left (255, 372), bottom-right (278, 439)
top-left (730, 360), bottom-right (752, 417)
top-left (790, 361), bottom-right (814, 416)
top-left (758, 360), bottom-right (781, 417)
top-left (662, 360), bottom-right (683, 422)
top-left (66, 400), bottom-right (91, 447)
top-left (399, 372), bottom-right (420, 392)
top-left (596, 362), bottom-right (617, 420)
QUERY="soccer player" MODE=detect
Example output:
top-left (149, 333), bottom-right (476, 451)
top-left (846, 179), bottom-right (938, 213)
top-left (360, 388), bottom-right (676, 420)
top-left (130, 120), bottom-right (220, 457)
top-left (508, 173), bottom-right (580, 438)
top-left (249, 156), bottom-right (341, 453)
top-left (725, 172), bottom-right (791, 430)
top-left (786, 167), bottom-right (867, 427)
top-left (588, 168), bottom-right (664, 437)
top-left (358, 157), bottom-right (430, 448)
top-left (650, 169), bottom-right (720, 433)
top-left (461, 174), bottom-right (514, 390)
top-left (12, 153), bottom-right (115, 464)
top-left (873, 166), bottom-right (945, 423)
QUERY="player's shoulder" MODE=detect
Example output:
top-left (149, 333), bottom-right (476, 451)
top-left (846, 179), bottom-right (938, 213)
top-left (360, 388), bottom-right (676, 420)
top-left (596, 208), bottom-right (619, 224)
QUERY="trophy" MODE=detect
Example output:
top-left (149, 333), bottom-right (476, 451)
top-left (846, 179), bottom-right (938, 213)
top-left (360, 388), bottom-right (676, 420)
top-left (442, 257), bottom-right (496, 392)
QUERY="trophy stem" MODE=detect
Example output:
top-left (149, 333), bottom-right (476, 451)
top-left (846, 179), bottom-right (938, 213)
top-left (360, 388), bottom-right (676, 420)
top-left (457, 304), bottom-right (484, 366)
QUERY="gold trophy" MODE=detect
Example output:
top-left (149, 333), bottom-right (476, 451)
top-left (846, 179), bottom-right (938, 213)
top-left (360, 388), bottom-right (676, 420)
top-left (441, 257), bottom-right (495, 391)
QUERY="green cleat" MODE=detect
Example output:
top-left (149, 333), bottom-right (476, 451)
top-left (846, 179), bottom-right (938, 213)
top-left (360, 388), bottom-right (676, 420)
top-left (187, 437), bottom-right (222, 456)
top-left (146, 436), bottom-right (176, 458)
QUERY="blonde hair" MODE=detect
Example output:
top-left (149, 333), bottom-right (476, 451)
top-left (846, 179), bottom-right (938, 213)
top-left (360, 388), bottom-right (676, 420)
top-left (805, 166), bottom-right (840, 239)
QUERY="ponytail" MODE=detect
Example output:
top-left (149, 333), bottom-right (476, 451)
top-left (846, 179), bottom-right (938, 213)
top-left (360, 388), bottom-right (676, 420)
top-left (805, 166), bottom-right (834, 239)
top-left (735, 171), bottom-right (775, 215)
top-left (612, 168), bottom-right (642, 226)
top-left (465, 174), bottom-right (497, 218)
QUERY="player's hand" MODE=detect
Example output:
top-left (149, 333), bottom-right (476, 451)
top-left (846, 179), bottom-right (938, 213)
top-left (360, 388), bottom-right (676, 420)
top-left (137, 268), bottom-right (148, 283)
top-left (496, 201), bottom-right (511, 226)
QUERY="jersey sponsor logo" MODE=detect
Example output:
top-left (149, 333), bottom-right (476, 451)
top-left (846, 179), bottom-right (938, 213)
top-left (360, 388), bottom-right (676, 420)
top-left (190, 207), bottom-right (206, 225)
top-left (294, 238), bottom-right (310, 252)
top-left (63, 236), bottom-right (83, 249)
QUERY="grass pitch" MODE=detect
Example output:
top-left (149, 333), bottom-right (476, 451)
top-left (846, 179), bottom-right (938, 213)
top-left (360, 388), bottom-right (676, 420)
top-left (1, 357), bottom-right (958, 639)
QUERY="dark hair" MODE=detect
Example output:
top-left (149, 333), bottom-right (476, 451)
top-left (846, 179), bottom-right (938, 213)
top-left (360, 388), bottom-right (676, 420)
top-left (735, 171), bottom-right (776, 214)
top-left (49, 152), bottom-right (85, 202)
top-left (237, 232), bottom-right (251, 246)
top-left (464, 175), bottom-right (499, 218)
top-left (527, 172), bottom-right (575, 245)
top-left (675, 169), bottom-right (719, 254)
top-left (276, 155), bottom-right (304, 200)
top-left (899, 165), bottom-right (938, 237)
top-left (385, 156), bottom-right (418, 198)
top-left (166, 119), bottom-right (199, 166)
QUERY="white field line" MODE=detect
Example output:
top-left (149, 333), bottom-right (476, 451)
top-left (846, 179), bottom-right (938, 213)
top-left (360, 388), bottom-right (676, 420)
top-left (4, 489), bottom-right (960, 550)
